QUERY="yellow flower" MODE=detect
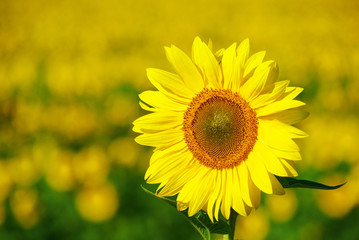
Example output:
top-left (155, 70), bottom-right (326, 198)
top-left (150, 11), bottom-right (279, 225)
top-left (234, 209), bottom-right (269, 240)
top-left (75, 182), bottom-right (119, 222)
top-left (133, 37), bottom-right (308, 221)
top-left (316, 174), bottom-right (356, 218)
top-left (266, 189), bottom-right (297, 222)
top-left (10, 188), bottom-right (39, 229)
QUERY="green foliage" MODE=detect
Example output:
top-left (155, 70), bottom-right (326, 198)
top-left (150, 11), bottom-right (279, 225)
top-left (141, 185), bottom-right (231, 240)
top-left (142, 176), bottom-right (345, 240)
top-left (276, 177), bottom-right (345, 190)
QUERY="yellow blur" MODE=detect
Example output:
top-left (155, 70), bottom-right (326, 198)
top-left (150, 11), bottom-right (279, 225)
top-left (0, 0), bottom-right (358, 236)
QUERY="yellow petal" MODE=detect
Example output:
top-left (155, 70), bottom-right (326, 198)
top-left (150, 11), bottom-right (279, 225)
top-left (177, 167), bottom-right (213, 216)
top-left (259, 108), bottom-right (309, 125)
top-left (270, 148), bottom-right (302, 161)
top-left (246, 152), bottom-right (272, 194)
top-left (279, 159), bottom-right (298, 177)
top-left (264, 62), bottom-right (279, 90)
top-left (250, 80), bottom-right (289, 109)
top-left (158, 163), bottom-right (201, 197)
top-left (165, 45), bottom-right (204, 93)
top-left (216, 48), bottom-right (225, 57)
top-left (237, 38), bottom-right (250, 70)
top-left (177, 202), bottom-right (188, 211)
top-left (230, 39), bottom-right (250, 92)
top-left (135, 129), bottom-right (183, 148)
top-left (207, 170), bottom-right (222, 222)
top-left (256, 99), bottom-right (306, 117)
top-left (240, 61), bottom-right (276, 101)
top-left (157, 181), bottom-right (168, 193)
top-left (221, 168), bottom-right (234, 219)
top-left (246, 152), bottom-right (284, 194)
top-left (207, 38), bottom-right (213, 51)
top-left (188, 169), bottom-right (214, 217)
top-left (254, 141), bottom-right (291, 177)
top-left (259, 119), bottom-right (308, 139)
top-left (139, 91), bottom-right (188, 112)
top-left (149, 141), bottom-right (187, 165)
top-left (214, 169), bottom-right (226, 221)
top-left (270, 120), bottom-right (309, 138)
top-left (281, 87), bottom-right (304, 101)
top-left (147, 68), bottom-right (194, 100)
top-left (243, 51), bottom-right (266, 78)
top-left (221, 43), bottom-right (237, 90)
top-left (232, 167), bottom-right (250, 216)
top-left (268, 173), bottom-right (285, 195)
top-left (257, 120), bottom-right (300, 152)
top-left (238, 162), bottom-right (261, 208)
top-left (132, 112), bottom-right (183, 133)
top-left (139, 101), bottom-right (156, 112)
top-left (231, 57), bottom-right (242, 92)
top-left (145, 148), bottom-right (191, 183)
top-left (192, 37), bottom-right (222, 89)
top-left (177, 166), bottom-right (206, 203)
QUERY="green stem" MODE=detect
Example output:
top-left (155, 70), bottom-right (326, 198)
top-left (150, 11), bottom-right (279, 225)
top-left (210, 234), bottom-right (230, 240)
top-left (228, 209), bottom-right (238, 240)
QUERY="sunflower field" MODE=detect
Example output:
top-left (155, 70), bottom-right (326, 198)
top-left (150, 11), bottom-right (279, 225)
top-left (0, 0), bottom-right (359, 239)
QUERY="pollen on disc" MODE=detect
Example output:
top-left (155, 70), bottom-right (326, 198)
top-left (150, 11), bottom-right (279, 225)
top-left (183, 89), bottom-right (258, 170)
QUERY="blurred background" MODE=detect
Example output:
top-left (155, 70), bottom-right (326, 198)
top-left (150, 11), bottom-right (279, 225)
top-left (0, 0), bottom-right (358, 239)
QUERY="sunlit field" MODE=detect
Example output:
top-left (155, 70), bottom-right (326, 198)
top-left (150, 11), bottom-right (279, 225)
top-left (0, 0), bottom-right (359, 239)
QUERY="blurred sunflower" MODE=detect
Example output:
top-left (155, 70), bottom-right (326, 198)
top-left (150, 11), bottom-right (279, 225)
top-left (133, 37), bottom-right (308, 221)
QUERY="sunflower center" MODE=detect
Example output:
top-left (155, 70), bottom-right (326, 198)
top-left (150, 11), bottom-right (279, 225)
top-left (183, 89), bottom-right (258, 169)
top-left (193, 99), bottom-right (244, 158)
top-left (200, 107), bottom-right (235, 145)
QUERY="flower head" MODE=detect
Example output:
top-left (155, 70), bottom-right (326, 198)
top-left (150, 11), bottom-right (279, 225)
top-left (133, 37), bottom-right (308, 221)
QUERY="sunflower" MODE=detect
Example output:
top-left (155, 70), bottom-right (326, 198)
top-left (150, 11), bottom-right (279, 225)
top-left (133, 37), bottom-right (308, 221)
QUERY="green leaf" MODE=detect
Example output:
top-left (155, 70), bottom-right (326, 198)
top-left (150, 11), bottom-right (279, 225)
top-left (141, 185), bottom-right (177, 207)
top-left (276, 176), bottom-right (345, 190)
top-left (195, 211), bottom-right (231, 235)
top-left (209, 221), bottom-right (231, 235)
top-left (141, 185), bottom-right (230, 240)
